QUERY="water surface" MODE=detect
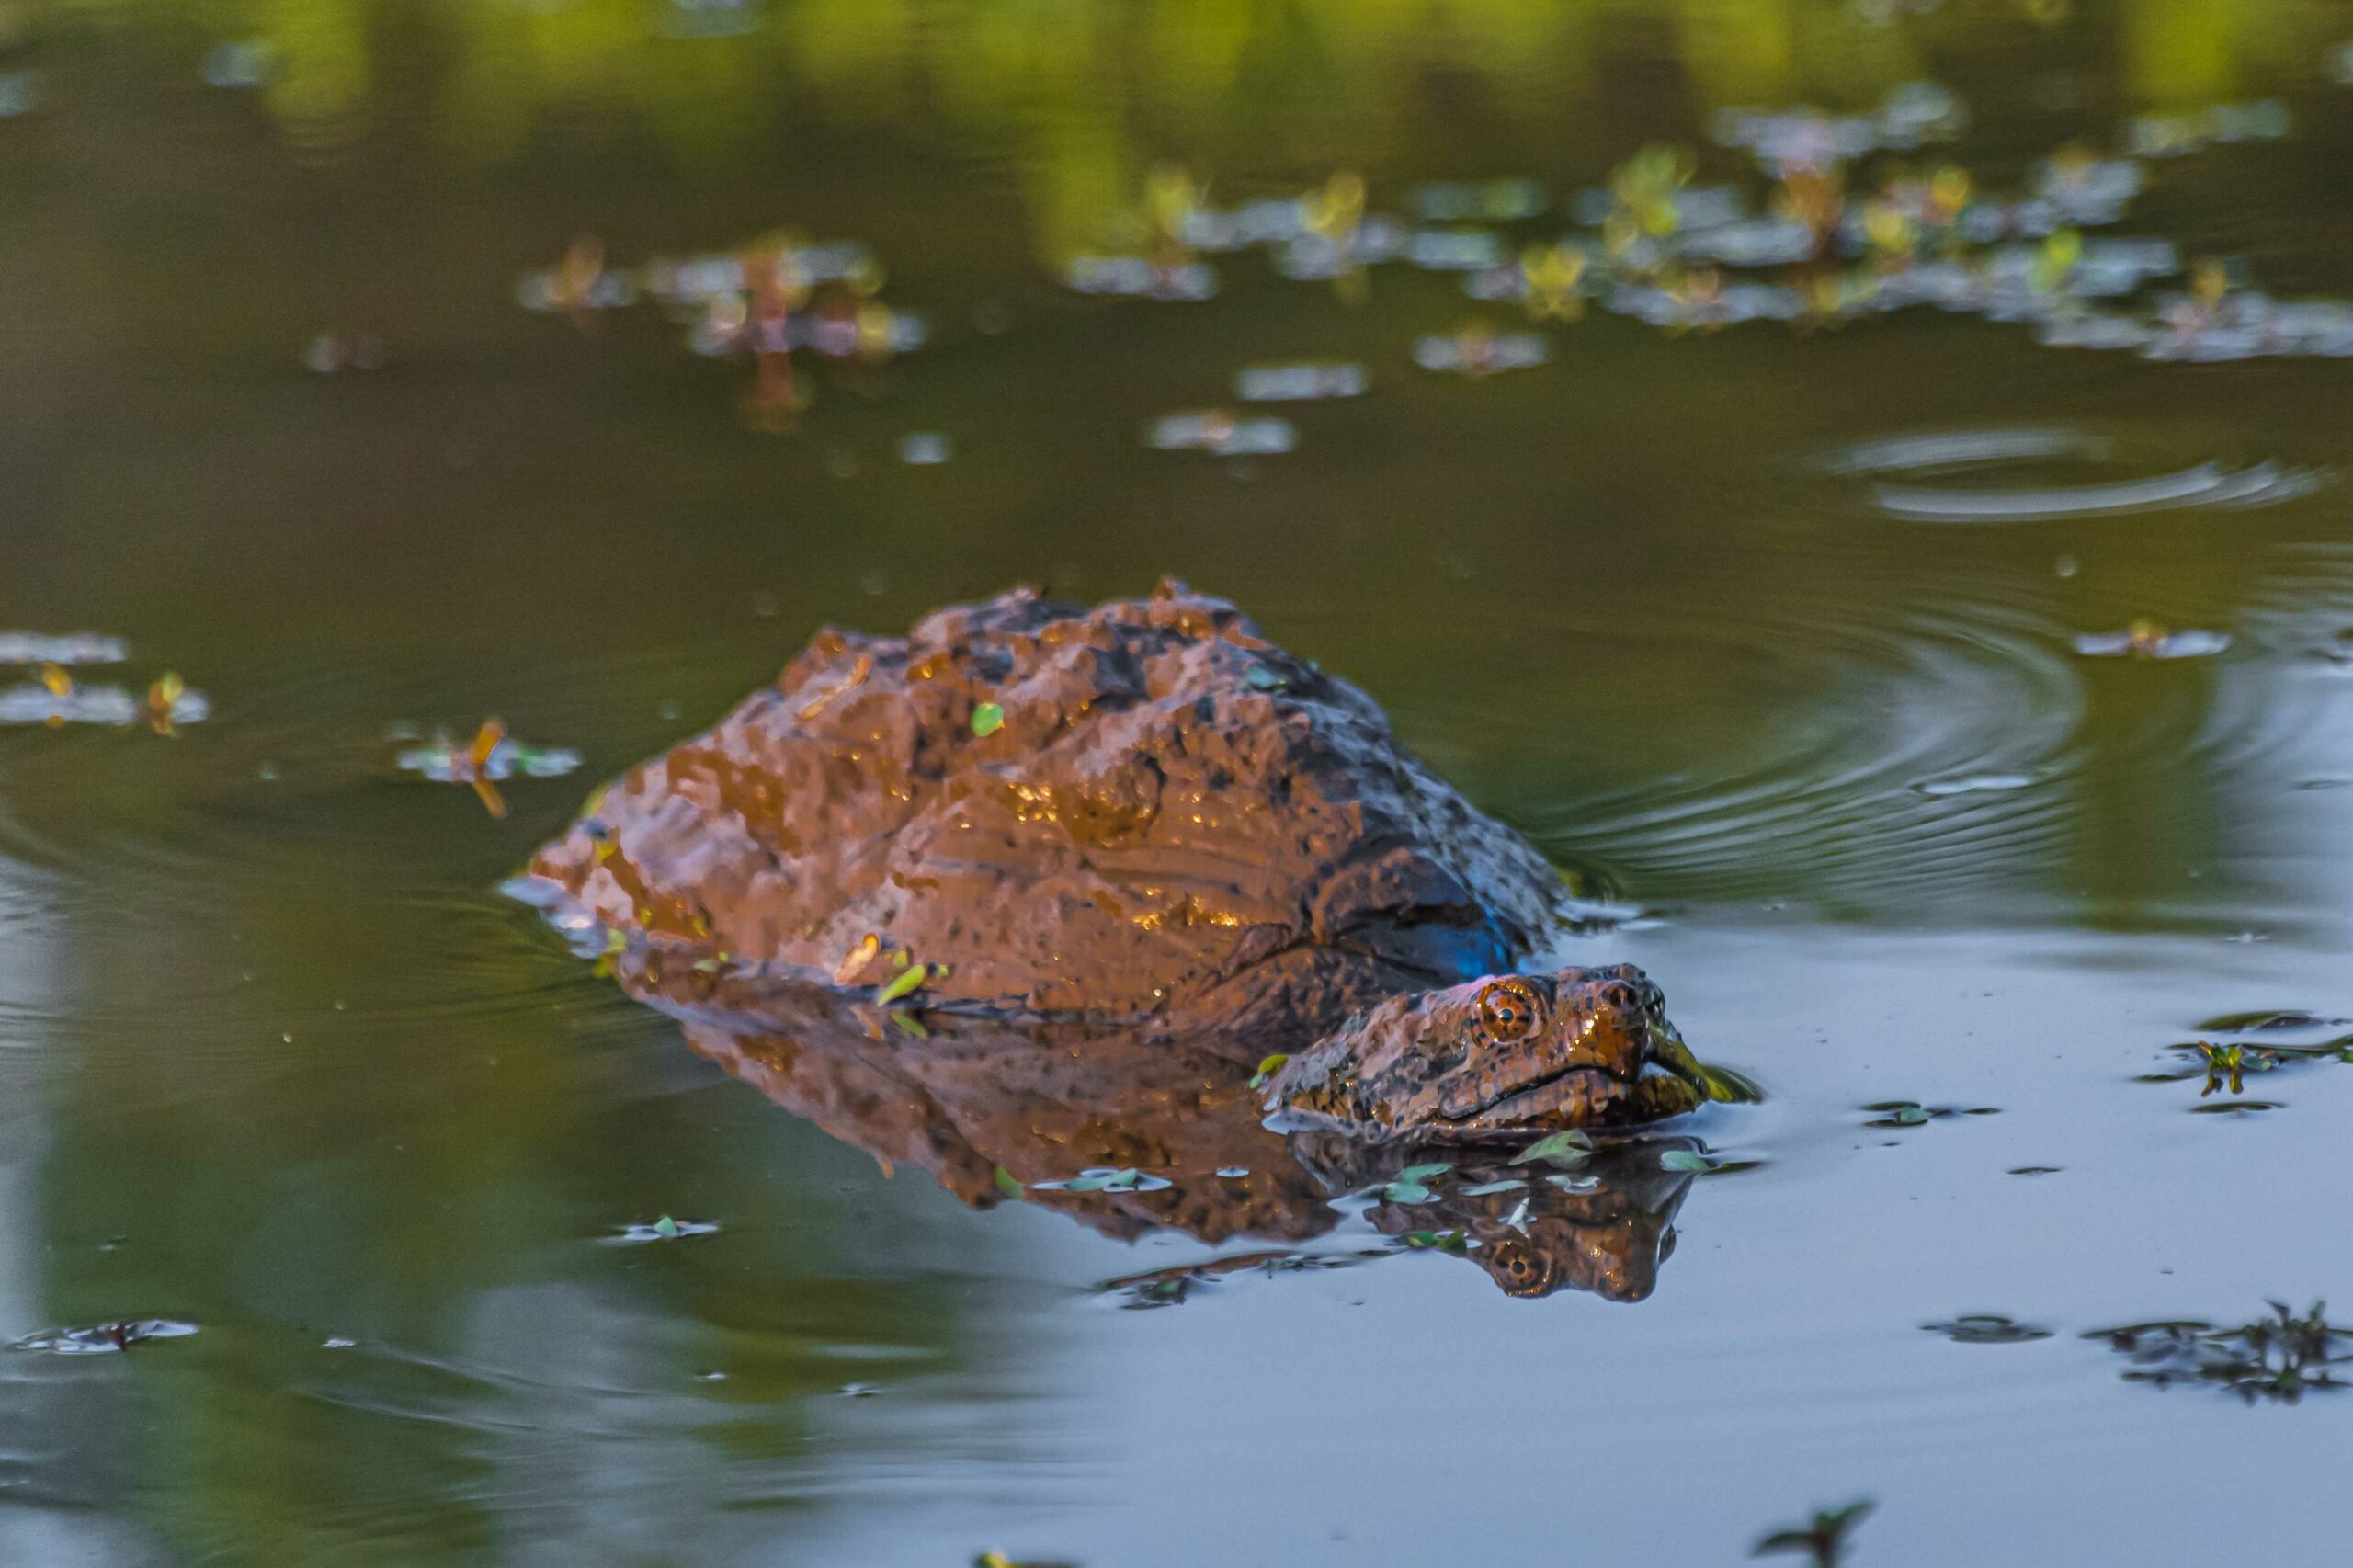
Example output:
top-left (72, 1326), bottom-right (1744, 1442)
top-left (6, 2), bottom-right (2353, 1562)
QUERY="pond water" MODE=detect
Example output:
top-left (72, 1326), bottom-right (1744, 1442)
top-left (6, 1), bottom-right (2353, 1562)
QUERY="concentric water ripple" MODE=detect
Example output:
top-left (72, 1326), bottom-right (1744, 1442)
top-left (1393, 428), bottom-right (2353, 922)
top-left (1495, 599), bottom-right (2089, 911)
top-left (1812, 425), bottom-right (2329, 524)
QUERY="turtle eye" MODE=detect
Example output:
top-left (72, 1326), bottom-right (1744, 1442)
top-left (1487, 1236), bottom-right (1556, 1297)
top-left (1473, 977), bottom-right (1547, 1045)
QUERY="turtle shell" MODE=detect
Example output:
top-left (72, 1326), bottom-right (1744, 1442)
top-left (524, 581), bottom-right (1565, 1056)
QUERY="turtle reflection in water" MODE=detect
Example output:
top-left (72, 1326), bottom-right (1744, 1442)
top-left (521, 584), bottom-right (1750, 1300)
top-left (613, 956), bottom-right (1711, 1301)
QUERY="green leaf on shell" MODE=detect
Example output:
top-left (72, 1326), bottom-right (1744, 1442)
top-left (875, 963), bottom-right (929, 1005)
top-left (1381, 1182), bottom-right (1434, 1204)
top-left (1509, 1130), bottom-right (1595, 1166)
top-left (991, 1166), bottom-right (1024, 1199)
top-left (1395, 1163), bottom-right (1453, 1183)
top-left (1658, 1150), bottom-right (1714, 1173)
top-left (1249, 1052), bottom-right (1290, 1090)
top-left (971, 701), bottom-right (1006, 737)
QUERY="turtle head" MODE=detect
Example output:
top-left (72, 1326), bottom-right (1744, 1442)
top-left (1264, 963), bottom-right (1711, 1138)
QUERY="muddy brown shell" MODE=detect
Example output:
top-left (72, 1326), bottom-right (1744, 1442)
top-left (1474, 977), bottom-right (1547, 1045)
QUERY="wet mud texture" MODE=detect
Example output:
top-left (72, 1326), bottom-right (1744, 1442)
top-left (529, 581), bottom-right (1564, 1053)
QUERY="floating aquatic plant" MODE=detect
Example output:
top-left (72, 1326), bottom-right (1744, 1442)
top-left (1752, 1500), bottom-right (1875, 1566)
top-left (1861, 1100), bottom-right (1996, 1128)
top-left (2090, 1301), bottom-right (2349, 1403)
top-left (2072, 621), bottom-right (2232, 660)
top-left (397, 722), bottom-right (582, 782)
top-left (0, 632), bottom-right (127, 664)
top-left (608, 1216), bottom-right (719, 1244)
top-left (0, 665), bottom-right (209, 729)
top-left (1922, 1313), bottom-right (2052, 1345)
top-left (1414, 325), bottom-right (1549, 374)
top-left (2138, 1017), bottom-right (2352, 1100)
top-left (1233, 363), bottom-right (1367, 402)
top-left (1065, 255), bottom-right (1218, 301)
top-left (11, 1319), bottom-right (199, 1355)
top-left (1412, 178), bottom-right (1547, 223)
top-left (1146, 411), bottom-right (1296, 456)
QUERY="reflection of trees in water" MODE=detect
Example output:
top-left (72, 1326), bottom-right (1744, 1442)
top-left (44, 0), bottom-right (2343, 246)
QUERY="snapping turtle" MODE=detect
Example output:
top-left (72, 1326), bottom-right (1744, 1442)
top-left (526, 581), bottom-right (1728, 1135)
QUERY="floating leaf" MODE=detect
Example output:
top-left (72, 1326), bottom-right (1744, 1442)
top-left (971, 701), bottom-right (1005, 737)
top-left (1509, 1130), bottom-right (1595, 1166)
top-left (9, 1319), bottom-right (198, 1356)
top-left (1659, 1150), bottom-right (1714, 1173)
top-left (1395, 1162), bottom-right (1453, 1184)
top-left (1249, 1052), bottom-right (1290, 1090)
top-left (1863, 1100), bottom-right (1935, 1127)
top-left (1923, 1313), bottom-right (2052, 1345)
top-left (875, 963), bottom-right (929, 1006)
top-left (1381, 1181), bottom-right (1435, 1204)
top-left (992, 1166), bottom-right (1024, 1199)
top-left (608, 1216), bottom-right (718, 1244)
top-left (1457, 1178), bottom-right (1529, 1197)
